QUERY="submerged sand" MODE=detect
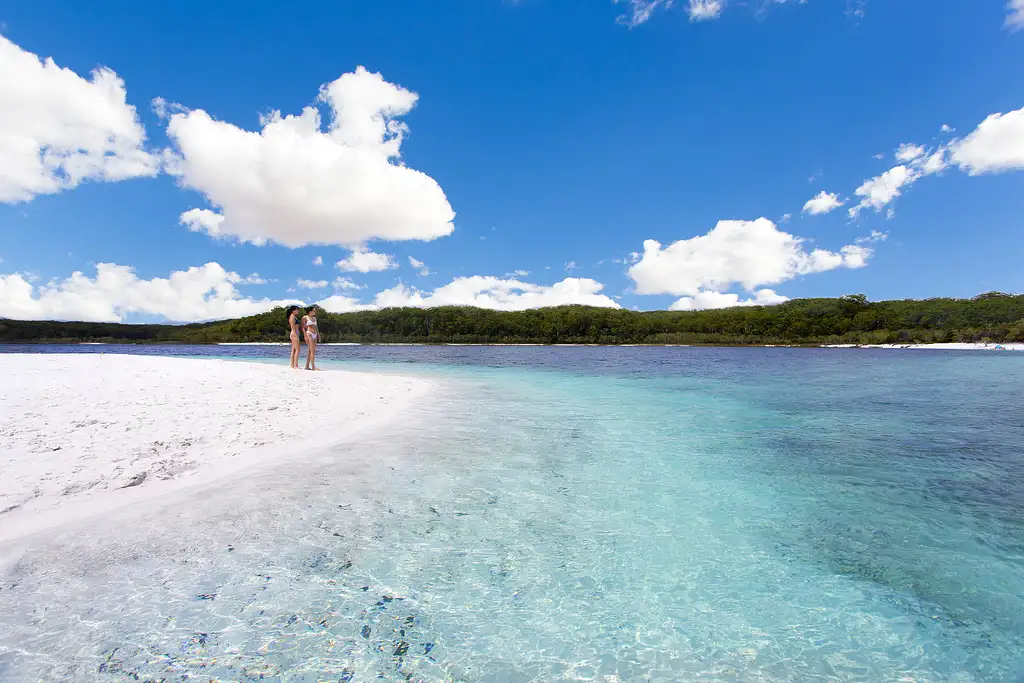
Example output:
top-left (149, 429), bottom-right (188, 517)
top-left (0, 353), bottom-right (431, 545)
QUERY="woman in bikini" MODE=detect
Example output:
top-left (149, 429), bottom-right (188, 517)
top-left (286, 305), bottom-right (302, 369)
top-left (302, 305), bottom-right (320, 371)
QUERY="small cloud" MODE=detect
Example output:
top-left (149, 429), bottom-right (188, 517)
top-left (872, 153), bottom-right (885, 160)
top-left (312, 255), bottom-right (323, 266)
top-left (780, 213), bottom-right (793, 223)
top-left (856, 230), bottom-right (888, 244)
top-left (506, 269), bottom-right (530, 278)
top-left (895, 143), bottom-right (925, 163)
top-left (886, 208), bottom-right (895, 220)
top-left (333, 277), bottom-right (364, 291)
top-left (296, 278), bottom-right (329, 289)
top-left (802, 191), bottom-right (844, 216)
top-left (564, 260), bottom-right (578, 273)
top-left (940, 124), bottom-right (954, 133)
top-left (151, 96), bottom-right (187, 121)
top-left (238, 273), bottom-right (269, 285)
top-left (335, 247), bottom-right (397, 273)
top-left (408, 256), bottom-right (431, 276)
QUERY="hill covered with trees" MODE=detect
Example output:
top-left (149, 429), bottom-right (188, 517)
top-left (2, 293), bottom-right (1023, 346)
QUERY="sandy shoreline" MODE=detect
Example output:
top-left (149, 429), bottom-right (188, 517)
top-left (0, 354), bottom-right (431, 546)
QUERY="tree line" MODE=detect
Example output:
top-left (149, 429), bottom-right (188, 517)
top-left (2, 292), bottom-right (1023, 346)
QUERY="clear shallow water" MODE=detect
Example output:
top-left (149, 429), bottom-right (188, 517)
top-left (1, 345), bottom-right (1023, 682)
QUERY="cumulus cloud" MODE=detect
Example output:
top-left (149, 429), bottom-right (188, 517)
top-left (0, 36), bottom-right (158, 203)
top-left (408, 256), bottom-right (431, 276)
top-left (371, 276), bottom-right (620, 311)
top-left (296, 278), bottom-right (328, 289)
top-left (316, 295), bottom-right (376, 314)
top-left (802, 190), bottom-right (844, 215)
top-left (628, 218), bottom-right (871, 297)
top-left (895, 143), bottom-right (925, 163)
top-left (163, 66), bottom-right (455, 247)
top-left (848, 165), bottom-right (915, 217)
top-left (0, 262), bottom-right (297, 323)
top-left (670, 288), bottom-right (789, 311)
top-left (335, 247), bottom-right (397, 273)
top-left (312, 255), bottom-right (323, 266)
top-left (950, 106), bottom-right (1024, 174)
top-left (314, 275), bottom-right (620, 313)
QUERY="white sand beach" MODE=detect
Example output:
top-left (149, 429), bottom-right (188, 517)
top-left (0, 354), bottom-right (431, 545)
top-left (823, 342), bottom-right (1024, 350)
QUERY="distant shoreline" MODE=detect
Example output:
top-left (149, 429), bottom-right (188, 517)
top-left (1, 341), bottom-right (1020, 350)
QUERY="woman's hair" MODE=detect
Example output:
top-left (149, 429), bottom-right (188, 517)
top-left (307, 305), bottom-right (318, 313)
top-left (286, 305), bottom-right (299, 320)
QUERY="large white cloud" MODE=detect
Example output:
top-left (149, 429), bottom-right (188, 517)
top-left (0, 36), bottom-right (157, 203)
top-left (802, 190), bottom-right (844, 215)
top-left (670, 288), bottom-right (789, 311)
top-left (0, 262), bottom-right (297, 323)
top-left (627, 218), bottom-right (871, 297)
top-left (950, 106), bottom-right (1024, 174)
top-left (372, 276), bottom-right (620, 311)
top-left (164, 66), bottom-right (455, 248)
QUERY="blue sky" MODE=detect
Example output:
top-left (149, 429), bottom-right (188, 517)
top-left (1, 0), bottom-right (1022, 322)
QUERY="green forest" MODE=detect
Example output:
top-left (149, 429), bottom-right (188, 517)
top-left (2, 292), bottom-right (1023, 346)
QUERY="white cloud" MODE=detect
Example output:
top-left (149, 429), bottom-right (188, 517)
top-left (164, 66), bottom-right (455, 247)
top-left (564, 261), bottom-right (579, 273)
top-left (408, 256), bottom-right (431, 276)
top-left (179, 208), bottom-right (230, 238)
top-left (239, 273), bottom-right (269, 285)
top-left (317, 294), bottom-right (376, 314)
top-left (508, 269), bottom-right (530, 277)
top-left (333, 277), bottom-right (363, 291)
top-left (0, 262), bottom-right (297, 323)
top-left (872, 153), bottom-right (885, 160)
top-left (802, 190), bottom-right (844, 215)
top-left (849, 144), bottom-right (951, 218)
top-left (856, 230), bottom-right (887, 244)
top-left (688, 0), bottom-right (725, 21)
top-left (940, 124), bottom-right (954, 134)
top-left (614, 0), bottom-right (672, 26)
top-left (296, 278), bottom-right (328, 289)
top-left (670, 288), bottom-right (789, 311)
top-left (895, 143), bottom-right (925, 163)
top-left (335, 247), bottom-right (397, 273)
top-left (950, 106), bottom-right (1024, 175)
top-left (1008, 0), bottom-right (1024, 30)
top-left (372, 275), bottom-right (620, 311)
top-left (848, 165), bottom-right (915, 217)
top-left (628, 218), bottom-right (870, 297)
top-left (0, 36), bottom-right (158, 203)
top-left (312, 255), bottom-right (323, 266)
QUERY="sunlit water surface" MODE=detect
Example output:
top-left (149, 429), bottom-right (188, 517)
top-left (1, 345), bottom-right (1022, 682)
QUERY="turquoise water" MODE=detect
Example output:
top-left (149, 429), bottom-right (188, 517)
top-left (1, 346), bottom-right (1023, 681)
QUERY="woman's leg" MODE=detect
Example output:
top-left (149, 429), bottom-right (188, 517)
top-left (305, 335), bottom-right (313, 369)
top-left (290, 338), bottom-right (299, 368)
top-left (310, 338), bottom-right (317, 370)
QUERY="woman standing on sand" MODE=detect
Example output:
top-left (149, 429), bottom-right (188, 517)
top-left (287, 305), bottom-right (302, 369)
top-left (303, 305), bottom-right (320, 371)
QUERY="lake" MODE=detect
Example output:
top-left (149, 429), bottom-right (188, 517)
top-left (1, 345), bottom-right (1022, 681)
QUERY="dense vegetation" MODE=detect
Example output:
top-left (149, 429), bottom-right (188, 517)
top-left (2, 293), bottom-right (1023, 346)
